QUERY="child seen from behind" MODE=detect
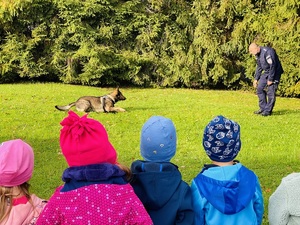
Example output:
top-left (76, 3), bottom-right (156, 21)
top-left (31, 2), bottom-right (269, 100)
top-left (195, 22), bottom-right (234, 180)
top-left (36, 111), bottom-right (152, 225)
top-left (0, 139), bottom-right (46, 225)
top-left (130, 115), bottom-right (194, 225)
top-left (191, 115), bottom-right (264, 225)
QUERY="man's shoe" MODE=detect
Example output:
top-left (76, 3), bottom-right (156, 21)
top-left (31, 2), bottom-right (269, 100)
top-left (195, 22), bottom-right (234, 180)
top-left (261, 111), bottom-right (271, 116)
top-left (254, 109), bottom-right (263, 114)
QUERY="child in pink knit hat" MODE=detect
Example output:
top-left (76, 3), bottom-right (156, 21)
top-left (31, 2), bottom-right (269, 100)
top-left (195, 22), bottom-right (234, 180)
top-left (37, 111), bottom-right (153, 225)
top-left (0, 139), bottom-right (47, 225)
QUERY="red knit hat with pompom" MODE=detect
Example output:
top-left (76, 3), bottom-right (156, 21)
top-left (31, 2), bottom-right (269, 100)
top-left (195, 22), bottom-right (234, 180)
top-left (60, 111), bottom-right (117, 167)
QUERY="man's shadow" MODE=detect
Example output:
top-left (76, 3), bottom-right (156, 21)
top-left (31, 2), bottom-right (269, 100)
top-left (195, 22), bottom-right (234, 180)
top-left (272, 109), bottom-right (300, 115)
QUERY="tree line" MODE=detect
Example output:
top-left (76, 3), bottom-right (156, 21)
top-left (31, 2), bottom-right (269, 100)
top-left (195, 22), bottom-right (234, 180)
top-left (0, 0), bottom-right (299, 97)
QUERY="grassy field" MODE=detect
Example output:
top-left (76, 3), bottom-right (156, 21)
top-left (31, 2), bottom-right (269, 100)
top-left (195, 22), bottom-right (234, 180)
top-left (1, 83), bottom-right (300, 224)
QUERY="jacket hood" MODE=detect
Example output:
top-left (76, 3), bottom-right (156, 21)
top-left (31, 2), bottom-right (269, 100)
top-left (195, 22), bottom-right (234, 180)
top-left (61, 163), bottom-right (127, 192)
top-left (62, 163), bottom-right (125, 182)
top-left (130, 160), bottom-right (182, 210)
top-left (194, 163), bottom-right (257, 214)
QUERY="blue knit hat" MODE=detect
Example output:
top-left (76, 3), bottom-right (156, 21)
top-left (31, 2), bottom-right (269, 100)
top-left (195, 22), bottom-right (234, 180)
top-left (203, 115), bottom-right (241, 162)
top-left (140, 116), bottom-right (177, 162)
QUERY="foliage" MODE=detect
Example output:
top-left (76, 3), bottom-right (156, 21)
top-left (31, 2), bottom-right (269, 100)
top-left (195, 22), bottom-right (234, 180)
top-left (1, 83), bottom-right (300, 225)
top-left (0, 0), bottom-right (57, 81)
top-left (0, 0), bottom-right (299, 96)
top-left (241, 0), bottom-right (300, 97)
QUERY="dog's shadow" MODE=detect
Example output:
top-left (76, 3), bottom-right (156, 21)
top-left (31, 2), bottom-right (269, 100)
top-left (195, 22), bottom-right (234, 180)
top-left (124, 106), bottom-right (158, 111)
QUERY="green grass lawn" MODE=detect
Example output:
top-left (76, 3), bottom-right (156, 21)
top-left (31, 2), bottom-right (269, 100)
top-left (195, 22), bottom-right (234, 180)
top-left (1, 83), bottom-right (300, 224)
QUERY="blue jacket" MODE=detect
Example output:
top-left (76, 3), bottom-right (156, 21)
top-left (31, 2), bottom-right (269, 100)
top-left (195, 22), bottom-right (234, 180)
top-left (191, 163), bottom-right (264, 225)
top-left (130, 160), bottom-right (194, 225)
top-left (255, 46), bottom-right (283, 82)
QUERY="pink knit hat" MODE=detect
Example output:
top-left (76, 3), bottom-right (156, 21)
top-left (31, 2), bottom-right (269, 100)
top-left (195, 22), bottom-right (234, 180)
top-left (60, 111), bottom-right (117, 167)
top-left (0, 139), bottom-right (34, 187)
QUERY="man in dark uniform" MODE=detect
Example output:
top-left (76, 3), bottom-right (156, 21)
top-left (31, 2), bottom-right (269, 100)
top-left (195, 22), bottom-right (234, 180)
top-left (249, 43), bottom-right (284, 116)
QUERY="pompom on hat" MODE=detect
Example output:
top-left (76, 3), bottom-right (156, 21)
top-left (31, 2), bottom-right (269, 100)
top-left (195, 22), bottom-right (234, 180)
top-left (60, 111), bottom-right (117, 167)
top-left (203, 115), bottom-right (241, 162)
top-left (140, 116), bottom-right (177, 162)
top-left (0, 139), bottom-right (34, 187)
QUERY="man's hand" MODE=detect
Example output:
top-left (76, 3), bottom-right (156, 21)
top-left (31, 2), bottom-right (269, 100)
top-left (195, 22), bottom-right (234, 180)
top-left (253, 80), bottom-right (258, 88)
top-left (267, 80), bottom-right (273, 86)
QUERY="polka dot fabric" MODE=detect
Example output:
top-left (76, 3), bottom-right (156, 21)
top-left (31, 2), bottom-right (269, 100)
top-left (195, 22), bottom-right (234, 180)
top-left (36, 184), bottom-right (153, 225)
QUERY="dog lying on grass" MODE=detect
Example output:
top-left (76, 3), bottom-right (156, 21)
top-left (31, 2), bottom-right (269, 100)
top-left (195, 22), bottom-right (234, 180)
top-left (55, 87), bottom-right (126, 113)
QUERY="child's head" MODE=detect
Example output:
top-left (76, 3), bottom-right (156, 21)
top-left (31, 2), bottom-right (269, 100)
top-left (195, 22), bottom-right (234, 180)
top-left (0, 139), bottom-right (34, 222)
top-left (59, 111), bottom-right (117, 167)
top-left (0, 139), bottom-right (34, 187)
top-left (140, 116), bottom-right (177, 162)
top-left (203, 115), bottom-right (241, 162)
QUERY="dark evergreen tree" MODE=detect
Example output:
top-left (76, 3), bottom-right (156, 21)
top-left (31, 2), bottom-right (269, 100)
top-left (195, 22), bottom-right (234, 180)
top-left (0, 0), bottom-right (299, 96)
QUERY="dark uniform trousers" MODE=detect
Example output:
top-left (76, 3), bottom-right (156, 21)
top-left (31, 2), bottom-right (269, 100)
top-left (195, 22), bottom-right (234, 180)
top-left (257, 75), bottom-right (278, 114)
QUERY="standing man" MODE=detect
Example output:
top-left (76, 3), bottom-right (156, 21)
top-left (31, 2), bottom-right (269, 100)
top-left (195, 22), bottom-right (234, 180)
top-left (249, 43), bottom-right (283, 116)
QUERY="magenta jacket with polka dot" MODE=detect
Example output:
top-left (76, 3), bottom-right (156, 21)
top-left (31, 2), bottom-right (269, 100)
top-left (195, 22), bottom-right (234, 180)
top-left (36, 184), bottom-right (153, 224)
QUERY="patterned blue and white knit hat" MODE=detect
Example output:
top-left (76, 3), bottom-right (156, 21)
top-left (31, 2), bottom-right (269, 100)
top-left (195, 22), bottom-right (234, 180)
top-left (140, 116), bottom-right (176, 162)
top-left (203, 115), bottom-right (241, 162)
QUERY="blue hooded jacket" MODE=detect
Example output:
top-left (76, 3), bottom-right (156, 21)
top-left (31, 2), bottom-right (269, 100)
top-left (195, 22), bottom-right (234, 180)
top-left (191, 163), bottom-right (264, 225)
top-left (130, 160), bottom-right (194, 225)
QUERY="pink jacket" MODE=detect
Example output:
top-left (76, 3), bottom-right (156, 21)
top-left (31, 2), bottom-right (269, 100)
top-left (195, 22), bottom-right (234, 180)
top-left (36, 184), bottom-right (153, 225)
top-left (0, 194), bottom-right (46, 225)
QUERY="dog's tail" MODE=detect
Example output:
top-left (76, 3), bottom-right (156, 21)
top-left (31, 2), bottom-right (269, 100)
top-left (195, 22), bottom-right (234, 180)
top-left (55, 102), bottom-right (76, 111)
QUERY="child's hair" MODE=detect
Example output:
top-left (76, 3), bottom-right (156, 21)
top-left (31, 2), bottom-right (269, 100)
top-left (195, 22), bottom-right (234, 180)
top-left (116, 163), bottom-right (132, 181)
top-left (0, 182), bottom-right (31, 223)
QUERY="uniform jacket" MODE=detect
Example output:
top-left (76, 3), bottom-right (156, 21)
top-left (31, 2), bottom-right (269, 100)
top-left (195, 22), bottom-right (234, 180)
top-left (255, 46), bottom-right (283, 82)
top-left (268, 172), bottom-right (300, 225)
top-left (130, 160), bottom-right (194, 225)
top-left (191, 163), bottom-right (264, 225)
top-left (0, 194), bottom-right (46, 225)
top-left (36, 163), bottom-right (153, 225)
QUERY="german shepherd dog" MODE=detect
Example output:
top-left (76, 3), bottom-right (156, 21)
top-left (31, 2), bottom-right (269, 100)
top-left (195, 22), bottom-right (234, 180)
top-left (55, 87), bottom-right (126, 113)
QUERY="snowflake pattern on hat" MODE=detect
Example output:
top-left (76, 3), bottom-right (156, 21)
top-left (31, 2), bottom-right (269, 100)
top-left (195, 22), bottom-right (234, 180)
top-left (202, 115), bottom-right (241, 162)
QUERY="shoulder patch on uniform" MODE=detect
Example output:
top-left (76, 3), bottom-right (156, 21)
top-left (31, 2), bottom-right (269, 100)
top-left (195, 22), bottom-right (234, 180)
top-left (266, 55), bottom-right (273, 64)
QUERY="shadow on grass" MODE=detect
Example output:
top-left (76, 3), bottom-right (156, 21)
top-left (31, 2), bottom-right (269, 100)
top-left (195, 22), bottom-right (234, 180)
top-left (272, 109), bottom-right (300, 116)
top-left (124, 106), bottom-right (162, 111)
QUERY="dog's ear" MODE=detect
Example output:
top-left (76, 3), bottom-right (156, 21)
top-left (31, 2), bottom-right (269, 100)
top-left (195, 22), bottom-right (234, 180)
top-left (111, 87), bottom-right (118, 95)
